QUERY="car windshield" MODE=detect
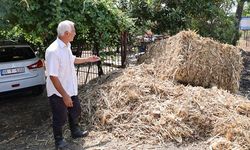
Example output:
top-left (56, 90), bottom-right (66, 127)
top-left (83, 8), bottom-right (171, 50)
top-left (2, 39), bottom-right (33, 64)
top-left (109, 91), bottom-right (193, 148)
top-left (0, 46), bottom-right (36, 62)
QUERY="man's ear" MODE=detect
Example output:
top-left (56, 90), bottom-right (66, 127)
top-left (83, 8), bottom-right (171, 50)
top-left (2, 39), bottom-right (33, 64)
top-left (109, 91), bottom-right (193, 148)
top-left (65, 31), bottom-right (69, 36)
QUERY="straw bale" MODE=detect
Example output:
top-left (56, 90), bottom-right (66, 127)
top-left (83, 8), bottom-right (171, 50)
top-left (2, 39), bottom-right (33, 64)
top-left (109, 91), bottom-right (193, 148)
top-left (138, 30), bottom-right (243, 93)
top-left (79, 64), bottom-right (250, 149)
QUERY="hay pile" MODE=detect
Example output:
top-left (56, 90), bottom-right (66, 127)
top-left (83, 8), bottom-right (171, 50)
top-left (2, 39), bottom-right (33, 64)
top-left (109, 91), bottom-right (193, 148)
top-left (78, 31), bottom-right (249, 149)
top-left (138, 31), bottom-right (243, 93)
top-left (79, 65), bottom-right (250, 149)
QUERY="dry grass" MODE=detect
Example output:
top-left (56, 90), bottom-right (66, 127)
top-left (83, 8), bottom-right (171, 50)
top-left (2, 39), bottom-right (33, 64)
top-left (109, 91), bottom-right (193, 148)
top-left (79, 31), bottom-right (250, 150)
top-left (139, 30), bottom-right (243, 93)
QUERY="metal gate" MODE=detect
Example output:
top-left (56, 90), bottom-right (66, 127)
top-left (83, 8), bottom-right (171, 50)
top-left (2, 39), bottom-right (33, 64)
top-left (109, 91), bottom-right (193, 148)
top-left (75, 49), bottom-right (123, 86)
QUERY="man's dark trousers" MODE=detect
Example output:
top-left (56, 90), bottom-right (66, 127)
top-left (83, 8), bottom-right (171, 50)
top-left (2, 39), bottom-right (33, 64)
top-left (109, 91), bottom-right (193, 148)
top-left (48, 94), bottom-right (81, 142)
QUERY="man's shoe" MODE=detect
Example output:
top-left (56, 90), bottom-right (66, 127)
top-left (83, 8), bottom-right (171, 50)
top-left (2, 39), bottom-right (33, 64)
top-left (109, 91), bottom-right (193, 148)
top-left (55, 139), bottom-right (68, 150)
top-left (71, 130), bottom-right (89, 139)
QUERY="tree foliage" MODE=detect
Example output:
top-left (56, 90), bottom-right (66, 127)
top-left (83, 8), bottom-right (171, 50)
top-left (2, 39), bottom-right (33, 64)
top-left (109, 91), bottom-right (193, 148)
top-left (0, 0), bottom-right (243, 50)
top-left (0, 0), bottom-right (62, 45)
top-left (124, 0), bottom-right (238, 44)
top-left (0, 0), bottom-right (133, 52)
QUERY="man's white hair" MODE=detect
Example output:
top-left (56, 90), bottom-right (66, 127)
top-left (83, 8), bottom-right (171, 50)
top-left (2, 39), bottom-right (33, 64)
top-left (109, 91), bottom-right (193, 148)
top-left (57, 20), bottom-right (75, 36)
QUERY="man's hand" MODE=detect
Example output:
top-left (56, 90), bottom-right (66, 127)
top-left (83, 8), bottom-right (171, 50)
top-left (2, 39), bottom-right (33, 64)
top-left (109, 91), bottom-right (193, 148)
top-left (74, 55), bottom-right (100, 64)
top-left (49, 76), bottom-right (73, 107)
top-left (87, 55), bottom-right (100, 62)
top-left (63, 94), bottom-right (73, 107)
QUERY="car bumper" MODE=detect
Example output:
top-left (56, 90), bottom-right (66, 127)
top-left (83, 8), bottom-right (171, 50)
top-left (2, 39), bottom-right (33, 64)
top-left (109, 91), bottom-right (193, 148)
top-left (0, 75), bottom-right (45, 93)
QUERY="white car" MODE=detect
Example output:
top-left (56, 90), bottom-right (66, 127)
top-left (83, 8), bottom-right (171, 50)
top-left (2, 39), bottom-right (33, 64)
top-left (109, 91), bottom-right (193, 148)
top-left (0, 43), bottom-right (46, 96)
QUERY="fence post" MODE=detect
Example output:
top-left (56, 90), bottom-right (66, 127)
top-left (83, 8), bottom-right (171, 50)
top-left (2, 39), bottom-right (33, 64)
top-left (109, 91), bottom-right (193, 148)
top-left (93, 40), bottom-right (104, 76)
top-left (121, 31), bottom-right (128, 68)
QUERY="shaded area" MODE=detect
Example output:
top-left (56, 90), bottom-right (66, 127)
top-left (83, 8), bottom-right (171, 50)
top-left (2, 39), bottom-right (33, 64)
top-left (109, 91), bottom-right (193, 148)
top-left (0, 92), bottom-right (52, 150)
top-left (239, 50), bottom-right (250, 98)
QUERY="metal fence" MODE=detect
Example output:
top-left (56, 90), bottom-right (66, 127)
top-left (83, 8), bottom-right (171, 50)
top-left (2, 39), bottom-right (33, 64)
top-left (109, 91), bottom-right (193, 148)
top-left (75, 49), bottom-right (122, 86)
top-left (74, 34), bottom-right (166, 86)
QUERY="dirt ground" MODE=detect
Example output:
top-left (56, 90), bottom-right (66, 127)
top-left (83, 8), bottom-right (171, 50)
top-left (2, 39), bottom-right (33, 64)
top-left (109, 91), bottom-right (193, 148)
top-left (0, 39), bottom-right (250, 150)
top-left (0, 91), bottom-right (52, 150)
top-left (0, 91), bottom-right (210, 150)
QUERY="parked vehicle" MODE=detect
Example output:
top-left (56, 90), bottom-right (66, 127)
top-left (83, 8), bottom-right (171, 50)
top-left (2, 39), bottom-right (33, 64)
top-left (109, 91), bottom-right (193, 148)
top-left (0, 41), bottom-right (46, 96)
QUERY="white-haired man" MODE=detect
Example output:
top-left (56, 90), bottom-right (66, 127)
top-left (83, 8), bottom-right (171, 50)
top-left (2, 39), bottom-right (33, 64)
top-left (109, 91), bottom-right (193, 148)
top-left (45, 20), bottom-right (100, 149)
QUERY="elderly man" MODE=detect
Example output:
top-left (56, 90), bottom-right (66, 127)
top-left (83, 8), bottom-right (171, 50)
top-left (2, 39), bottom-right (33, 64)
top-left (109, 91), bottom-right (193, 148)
top-left (45, 20), bottom-right (100, 149)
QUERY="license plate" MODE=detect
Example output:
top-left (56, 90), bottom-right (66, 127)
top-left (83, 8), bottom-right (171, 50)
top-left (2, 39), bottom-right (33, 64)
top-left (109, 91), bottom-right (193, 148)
top-left (1, 67), bottom-right (25, 76)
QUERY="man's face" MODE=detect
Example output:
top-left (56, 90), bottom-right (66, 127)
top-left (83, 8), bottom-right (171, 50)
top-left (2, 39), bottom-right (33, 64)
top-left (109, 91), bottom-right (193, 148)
top-left (69, 26), bottom-right (76, 42)
top-left (65, 26), bottom-right (76, 42)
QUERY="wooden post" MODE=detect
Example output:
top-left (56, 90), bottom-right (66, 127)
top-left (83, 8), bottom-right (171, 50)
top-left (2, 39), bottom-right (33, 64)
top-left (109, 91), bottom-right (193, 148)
top-left (93, 40), bottom-right (104, 76)
top-left (121, 31), bottom-right (128, 68)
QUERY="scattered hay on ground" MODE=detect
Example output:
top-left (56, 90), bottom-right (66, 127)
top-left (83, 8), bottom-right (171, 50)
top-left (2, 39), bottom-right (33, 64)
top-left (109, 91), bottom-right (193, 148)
top-left (79, 64), bottom-right (250, 149)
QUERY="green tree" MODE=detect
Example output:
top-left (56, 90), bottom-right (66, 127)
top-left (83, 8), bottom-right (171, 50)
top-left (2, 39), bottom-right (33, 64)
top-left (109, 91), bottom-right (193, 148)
top-left (231, 0), bottom-right (250, 45)
top-left (1, 0), bottom-right (242, 49)
top-left (0, 0), bottom-right (133, 52)
top-left (183, 0), bottom-right (237, 44)
top-left (0, 0), bottom-right (62, 45)
top-left (124, 0), bottom-right (238, 44)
